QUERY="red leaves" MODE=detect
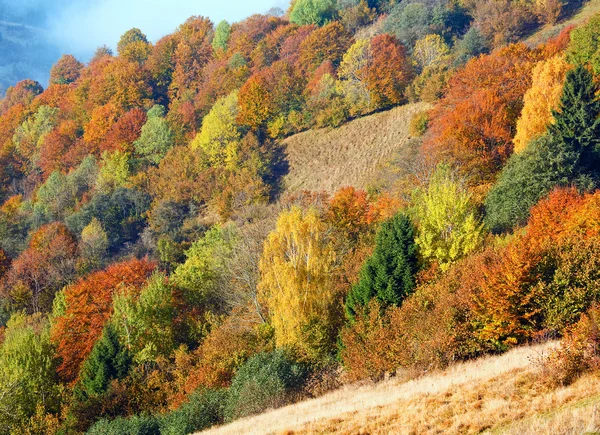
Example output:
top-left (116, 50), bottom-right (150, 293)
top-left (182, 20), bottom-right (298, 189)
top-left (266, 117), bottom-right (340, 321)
top-left (51, 258), bottom-right (156, 383)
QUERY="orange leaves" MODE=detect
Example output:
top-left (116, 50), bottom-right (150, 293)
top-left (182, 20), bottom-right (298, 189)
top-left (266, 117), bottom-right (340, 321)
top-left (83, 103), bottom-right (120, 154)
top-left (424, 43), bottom-right (541, 189)
top-left (298, 21), bottom-right (351, 74)
top-left (365, 34), bottom-right (413, 109)
top-left (237, 75), bottom-right (275, 131)
top-left (51, 258), bottom-right (156, 383)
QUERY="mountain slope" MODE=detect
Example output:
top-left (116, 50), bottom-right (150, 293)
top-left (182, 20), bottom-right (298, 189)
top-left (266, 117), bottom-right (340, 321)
top-left (282, 102), bottom-right (429, 194)
top-left (198, 341), bottom-right (583, 435)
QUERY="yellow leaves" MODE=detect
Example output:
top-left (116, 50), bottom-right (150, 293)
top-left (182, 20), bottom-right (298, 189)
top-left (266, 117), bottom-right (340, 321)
top-left (414, 165), bottom-right (484, 271)
top-left (413, 34), bottom-right (450, 70)
top-left (190, 91), bottom-right (241, 168)
top-left (513, 55), bottom-right (572, 154)
top-left (258, 206), bottom-right (337, 353)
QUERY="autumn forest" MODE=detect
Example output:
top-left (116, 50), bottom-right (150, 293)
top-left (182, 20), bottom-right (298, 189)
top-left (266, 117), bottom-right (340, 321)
top-left (1, 0), bottom-right (600, 433)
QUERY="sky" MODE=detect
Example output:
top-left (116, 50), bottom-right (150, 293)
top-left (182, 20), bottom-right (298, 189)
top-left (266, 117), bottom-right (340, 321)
top-left (2, 0), bottom-right (288, 60)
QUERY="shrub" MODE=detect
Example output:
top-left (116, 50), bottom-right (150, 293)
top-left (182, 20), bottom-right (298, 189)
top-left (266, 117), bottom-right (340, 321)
top-left (159, 389), bottom-right (228, 435)
top-left (224, 350), bottom-right (308, 422)
top-left (87, 415), bottom-right (160, 435)
top-left (546, 305), bottom-right (600, 386)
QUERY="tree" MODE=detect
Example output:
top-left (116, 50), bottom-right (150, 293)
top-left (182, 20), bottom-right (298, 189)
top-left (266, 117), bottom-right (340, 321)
top-left (13, 105), bottom-right (59, 165)
top-left (486, 65), bottom-right (600, 233)
top-left (415, 165), bottom-right (484, 270)
top-left (383, 2), bottom-right (431, 48)
top-left (51, 258), bottom-right (155, 382)
top-left (0, 313), bottom-right (60, 434)
top-left (111, 273), bottom-right (176, 363)
top-left (236, 75), bottom-right (275, 131)
top-left (345, 213), bottom-right (418, 320)
top-left (75, 323), bottom-right (131, 400)
top-left (133, 105), bottom-right (174, 165)
top-left (49, 54), bottom-right (84, 85)
top-left (298, 21), bottom-right (351, 73)
top-left (79, 218), bottom-right (109, 270)
top-left (258, 206), bottom-right (339, 359)
top-left (290, 0), bottom-right (338, 26)
top-left (567, 13), bottom-right (600, 74)
top-left (413, 34), bottom-right (449, 71)
top-left (173, 225), bottom-right (237, 309)
top-left (423, 43), bottom-right (540, 190)
top-left (213, 20), bottom-right (231, 51)
top-left (548, 64), bottom-right (600, 176)
top-left (117, 28), bottom-right (151, 63)
top-left (337, 39), bottom-right (372, 115)
top-left (190, 91), bottom-right (241, 166)
top-left (513, 55), bottom-right (572, 154)
top-left (365, 34), bottom-right (413, 109)
top-left (3, 223), bottom-right (77, 314)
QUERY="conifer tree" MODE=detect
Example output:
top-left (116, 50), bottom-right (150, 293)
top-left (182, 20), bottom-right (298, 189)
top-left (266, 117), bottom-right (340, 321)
top-left (345, 213), bottom-right (417, 320)
top-left (548, 64), bottom-right (600, 178)
top-left (75, 324), bottom-right (131, 400)
top-left (486, 64), bottom-right (600, 233)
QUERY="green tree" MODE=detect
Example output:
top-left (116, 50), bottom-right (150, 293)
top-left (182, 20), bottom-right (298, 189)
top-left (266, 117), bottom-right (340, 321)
top-left (133, 105), bottom-right (174, 165)
top-left (567, 14), bottom-right (600, 74)
top-left (290, 0), bottom-right (338, 26)
top-left (485, 65), bottom-right (600, 233)
top-left (111, 273), bottom-right (176, 363)
top-left (75, 323), bottom-right (131, 400)
top-left (117, 28), bottom-right (151, 63)
top-left (0, 313), bottom-right (60, 434)
top-left (95, 150), bottom-right (131, 193)
top-left (345, 213), bottom-right (418, 320)
top-left (190, 91), bottom-right (241, 166)
top-left (212, 20), bottom-right (231, 51)
top-left (414, 165), bottom-right (484, 270)
top-left (173, 225), bottom-right (237, 308)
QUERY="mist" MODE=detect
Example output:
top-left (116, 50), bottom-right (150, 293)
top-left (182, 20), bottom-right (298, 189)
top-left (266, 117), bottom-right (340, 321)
top-left (49, 0), bottom-right (287, 60)
top-left (0, 0), bottom-right (286, 92)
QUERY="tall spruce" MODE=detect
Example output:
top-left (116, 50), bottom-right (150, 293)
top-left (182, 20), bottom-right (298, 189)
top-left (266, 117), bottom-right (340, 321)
top-left (345, 213), bottom-right (418, 320)
top-left (548, 64), bottom-right (600, 177)
top-left (485, 64), bottom-right (600, 233)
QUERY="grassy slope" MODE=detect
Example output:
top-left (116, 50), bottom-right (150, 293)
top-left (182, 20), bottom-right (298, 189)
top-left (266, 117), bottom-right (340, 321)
top-left (526, 0), bottom-right (600, 47)
top-left (196, 341), bottom-right (600, 435)
top-left (281, 102), bottom-right (429, 194)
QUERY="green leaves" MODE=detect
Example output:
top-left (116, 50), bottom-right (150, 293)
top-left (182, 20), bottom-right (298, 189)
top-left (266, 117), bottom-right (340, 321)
top-left (346, 212), bottom-right (418, 320)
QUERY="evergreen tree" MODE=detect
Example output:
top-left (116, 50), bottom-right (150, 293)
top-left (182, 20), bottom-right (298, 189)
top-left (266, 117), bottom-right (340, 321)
top-left (345, 213), bottom-right (418, 320)
top-left (486, 65), bottom-right (600, 233)
top-left (75, 324), bottom-right (132, 400)
top-left (548, 64), bottom-right (600, 177)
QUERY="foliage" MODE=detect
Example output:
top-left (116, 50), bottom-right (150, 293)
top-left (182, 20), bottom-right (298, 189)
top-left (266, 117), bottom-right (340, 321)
top-left (158, 389), bottom-right (227, 434)
top-left (345, 212), bottom-right (417, 320)
top-left (49, 54), bottom-right (83, 85)
top-left (567, 13), bottom-right (600, 74)
top-left (190, 91), bottom-right (241, 166)
top-left (224, 350), bottom-right (307, 421)
top-left (213, 21), bottom-right (231, 52)
top-left (486, 65), bottom-right (600, 233)
top-left (51, 258), bottom-right (155, 383)
top-left (513, 55), bottom-right (572, 154)
top-left (134, 105), bottom-right (175, 165)
top-left (414, 165), bottom-right (484, 270)
top-left (0, 313), bottom-right (60, 435)
top-left (413, 34), bottom-right (449, 71)
top-left (258, 206), bottom-right (340, 360)
top-left (290, 0), bottom-right (338, 26)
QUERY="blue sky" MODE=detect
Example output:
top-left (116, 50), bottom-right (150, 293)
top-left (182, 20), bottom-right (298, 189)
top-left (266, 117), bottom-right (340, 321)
top-left (46, 0), bottom-right (288, 60)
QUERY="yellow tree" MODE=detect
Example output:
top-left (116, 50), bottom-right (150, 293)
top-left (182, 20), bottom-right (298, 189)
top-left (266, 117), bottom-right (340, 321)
top-left (413, 34), bottom-right (449, 70)
top-left (337, 39), bottom-right (372, 116)
top-left (190, 91), bottom-right (241, 166)
top-left (513, 55), bottom-right (572, 153)
top-left (414, 165), bottom-right (484, 271)
top-left (258, 206), bottom-right (339, 360)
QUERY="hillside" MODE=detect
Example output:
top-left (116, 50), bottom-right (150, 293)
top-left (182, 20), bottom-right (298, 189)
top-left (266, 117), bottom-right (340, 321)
top-left (282, 102), bottom-right (429, 194)
top-left (199, 341), bottom-right (600, 435)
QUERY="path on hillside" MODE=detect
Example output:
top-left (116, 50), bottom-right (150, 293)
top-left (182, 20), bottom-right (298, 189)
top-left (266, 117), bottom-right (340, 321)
top-left (199, 341), bottom-right (558, 435)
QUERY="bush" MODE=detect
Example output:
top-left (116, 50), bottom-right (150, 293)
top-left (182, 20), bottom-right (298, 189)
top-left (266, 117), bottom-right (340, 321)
top-left (87, 415), bottom-right (159, 435)
top-left (159, 389), bottom-right (227, 435)
top-left (546, 305), bottom-right (600, 386)
top-left (224, 350), bottom-right (308, 422)
top-left (409, 111), bottom-right (429, 137)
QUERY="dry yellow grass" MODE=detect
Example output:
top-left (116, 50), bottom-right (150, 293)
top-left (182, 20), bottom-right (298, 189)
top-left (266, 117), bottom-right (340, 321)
top-left (199, 342), bottom-right (565, 435)
top-left (526, 0), bottom-right (600, 47)
top-left (282, 102), bottom-right (430, 194)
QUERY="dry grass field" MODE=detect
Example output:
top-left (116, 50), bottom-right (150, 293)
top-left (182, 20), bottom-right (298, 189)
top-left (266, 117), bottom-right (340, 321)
top-left (526, 0), bottom-right (600, 47)
top-left (196, 341), bottom-right (600, 435)
top-left (281, 102), bottom-right (430, 194)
